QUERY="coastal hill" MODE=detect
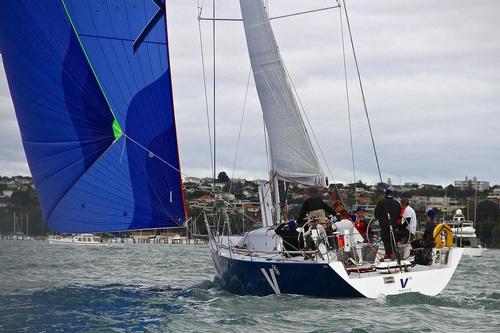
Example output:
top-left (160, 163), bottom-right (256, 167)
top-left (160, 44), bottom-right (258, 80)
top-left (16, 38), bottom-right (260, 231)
top-left (1, 174), bottom-right (499, 248)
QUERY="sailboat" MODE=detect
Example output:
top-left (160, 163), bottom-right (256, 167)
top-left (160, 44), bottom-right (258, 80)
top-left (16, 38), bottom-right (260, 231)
top-left (204, 1), bottom-right (464, 298)
top-left (0, 1), bottom-right (462, 298)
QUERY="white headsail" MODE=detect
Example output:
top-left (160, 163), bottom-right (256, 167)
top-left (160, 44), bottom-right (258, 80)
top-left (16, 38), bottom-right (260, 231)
top-left (239, 0), bottom-right (326, 186)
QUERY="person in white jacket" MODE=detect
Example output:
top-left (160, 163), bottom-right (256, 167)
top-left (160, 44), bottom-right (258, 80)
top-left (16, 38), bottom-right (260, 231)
top-left (401, 198), bottom-right (417, 241)
top-left (303, 216), bottom-right (329, 248)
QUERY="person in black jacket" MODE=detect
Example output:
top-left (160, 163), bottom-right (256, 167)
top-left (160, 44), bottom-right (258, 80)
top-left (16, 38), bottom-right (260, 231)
top-left (412, 209), bottom-right (438, 249)
top-left (411, 209), bottom-right (437, 265)
top-left (274, 219), bottom-right (302, 257)
top-left (296, 195), bottom-right (336, 226)
top-left (374, 188), bottom-right (401, 258)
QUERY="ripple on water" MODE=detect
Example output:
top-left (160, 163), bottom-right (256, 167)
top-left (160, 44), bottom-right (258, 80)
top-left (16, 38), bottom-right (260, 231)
top-left (1, 242), bottom-right (500, 332)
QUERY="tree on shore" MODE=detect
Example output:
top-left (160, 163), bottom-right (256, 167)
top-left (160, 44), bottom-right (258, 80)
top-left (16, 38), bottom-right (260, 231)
top-left (217, 171), bottom-right (230, 183)
top-left (476, 200), bottom-right (500, 247)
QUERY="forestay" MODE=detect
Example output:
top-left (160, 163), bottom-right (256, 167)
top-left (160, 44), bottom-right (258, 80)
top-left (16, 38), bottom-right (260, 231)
top-left (0, 1), bottom-right (186, 232)
top-left (239, 0), bottom-right (326, 186)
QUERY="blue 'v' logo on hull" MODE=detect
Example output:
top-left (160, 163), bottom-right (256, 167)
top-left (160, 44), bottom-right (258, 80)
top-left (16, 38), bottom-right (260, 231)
top-left (400, 278), bottom-right (409, 288)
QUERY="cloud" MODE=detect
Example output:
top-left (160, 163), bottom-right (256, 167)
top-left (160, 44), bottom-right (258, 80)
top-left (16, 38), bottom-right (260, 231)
top-left (0, 59), bottom-right (26, 176)
top-left (0, 0), bottom-right (499, 186)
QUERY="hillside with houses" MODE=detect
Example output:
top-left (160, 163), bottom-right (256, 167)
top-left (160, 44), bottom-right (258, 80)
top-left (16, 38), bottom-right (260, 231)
top-left (1, 174), bottom-right (500, 247)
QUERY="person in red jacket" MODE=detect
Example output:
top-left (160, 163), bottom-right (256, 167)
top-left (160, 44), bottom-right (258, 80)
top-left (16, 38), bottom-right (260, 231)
top-left (353, 206), bottom-right (374, 242)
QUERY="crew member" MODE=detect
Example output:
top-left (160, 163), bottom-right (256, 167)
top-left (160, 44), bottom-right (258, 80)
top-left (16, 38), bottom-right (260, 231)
top-left (333, 200), bottom-right (351, 221)
top-left (401, 198), bottom-right (417, 241)
top-left (353, 206), bottom-right (374, 242)
top-left (412, 209), bottom-right (438, 249)
top-left (410, 209), bottom-right (438, 265)
top-left (394, 202), bottom-right (410, 244)
top-left (374, 188), bottom-right (401, 258)
top-left (303, 216), bottom-right (329, 249)
top-left (274, 219), bottom-right (301, 257)
top-left (296, 195), bottom-right (335, 226)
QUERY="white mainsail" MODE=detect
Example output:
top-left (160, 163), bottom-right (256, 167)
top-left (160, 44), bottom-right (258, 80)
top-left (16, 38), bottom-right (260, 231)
top-left (239, 0), bottom-right (326, 186)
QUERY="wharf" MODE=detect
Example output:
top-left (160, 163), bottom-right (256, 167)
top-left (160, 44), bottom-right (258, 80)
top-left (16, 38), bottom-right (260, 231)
top-left (108, 235), bottom-right (207, 245)
top-left (0, 234), bottom-right (36, 241)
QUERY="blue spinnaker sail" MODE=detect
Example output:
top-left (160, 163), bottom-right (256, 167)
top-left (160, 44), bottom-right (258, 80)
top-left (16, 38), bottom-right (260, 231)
top-left (0, 1), bottom-right (186, 232)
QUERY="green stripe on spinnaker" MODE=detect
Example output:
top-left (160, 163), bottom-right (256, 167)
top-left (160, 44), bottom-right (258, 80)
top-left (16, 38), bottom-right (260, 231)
top-left (112, 119), bottom-right (122, 140)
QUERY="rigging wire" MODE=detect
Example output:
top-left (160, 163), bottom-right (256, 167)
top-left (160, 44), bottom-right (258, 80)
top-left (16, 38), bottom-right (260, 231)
top-left (212, 0), bottom-right (217, 190)
top-left (197, 1), bottom-right (214, 174)
top-left (194, 1), bottom-right (382, 224)
top-left (281, 61), bottom-right (347, 208)
top-left (257, 1), bottom-right (346, 207)
top-left (341, 0), bottom-right (383, 184)
top-left (193, 1), bottom-right (384, 227)
top-left (123, 133), bottom-right (262, 226)
top-left (339, 5), bottom-right (356, 185)
top-left (228, 67), bottom-right (252, 195)
top-left (197, 6), bottom-right (339, 22)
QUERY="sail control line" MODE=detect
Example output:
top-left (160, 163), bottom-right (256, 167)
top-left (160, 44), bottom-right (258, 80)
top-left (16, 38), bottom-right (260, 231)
top-left (198, 5), bottom-right (340, 22)
top-left (340, 0), bottom-right (383, 184)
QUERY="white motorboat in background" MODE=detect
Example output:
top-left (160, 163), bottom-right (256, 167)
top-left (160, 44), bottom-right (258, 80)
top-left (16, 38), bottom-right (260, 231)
top-left (48, 234), bottom-right (106, 246)
top-left (447, 209), bottom-right (483, 257)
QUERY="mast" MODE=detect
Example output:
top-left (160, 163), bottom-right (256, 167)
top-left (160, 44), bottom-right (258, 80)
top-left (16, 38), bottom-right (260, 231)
top-left (273, 172), bottom-right (281, 223)
top-left (474, 183), bottom-right (478, 227)
top-left (212, 0), bottom-right (217, 193)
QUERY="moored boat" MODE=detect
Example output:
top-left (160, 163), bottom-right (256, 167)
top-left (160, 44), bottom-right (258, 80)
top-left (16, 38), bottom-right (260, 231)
top-left (446, 209), bottom-right (484, 257)
top-left (48, 234), bottom-right (106, 246)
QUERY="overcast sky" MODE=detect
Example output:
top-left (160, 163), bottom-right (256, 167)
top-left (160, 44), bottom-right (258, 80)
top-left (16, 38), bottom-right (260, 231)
top-left (1, 0), bottom-right (499, 186)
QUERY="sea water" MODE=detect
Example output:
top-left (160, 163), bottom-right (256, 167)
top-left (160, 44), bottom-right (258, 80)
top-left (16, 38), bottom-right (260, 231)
top-left (0, 241), bottom-right (499, 332)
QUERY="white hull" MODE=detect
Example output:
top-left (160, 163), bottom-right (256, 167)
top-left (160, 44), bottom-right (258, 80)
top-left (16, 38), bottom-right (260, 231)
top-left (209, 227), bottom-right (464, 298)
top-left (48, 238), bottom-right (107, 246)
top-left (48, 234), bottom-right (107, 246)
top-left (448, 210), bottom-right (482, 257)
top-left (462, 247), bottom-right (483, 257)
top-left (331, 247), bottom-right (464, 298)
